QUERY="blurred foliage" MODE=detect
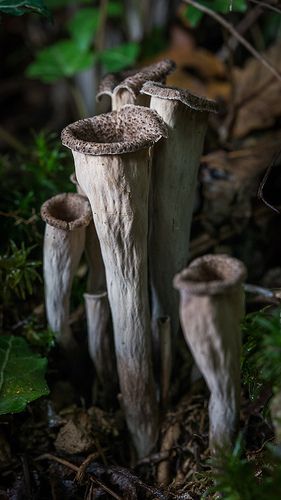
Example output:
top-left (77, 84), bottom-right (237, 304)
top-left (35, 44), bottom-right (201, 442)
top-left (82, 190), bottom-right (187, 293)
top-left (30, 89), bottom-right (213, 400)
top-left (0, 0), bottom-right (50, 17)
top-left (185, 0), bottom-right (247, 27)
top-left (0, 335), bottom-right (49, 415)
top-left (242, 309), bottom-right (281, 400)
top-left (27, 1), bottom-right (139, 83)
top-left (0, 132), bottom-right (73, 246)
top-left (206, 437), bottom-right (281, 499)
top-left (0, 241), bottom-right (41, 304)
top-left (22, 316), bottom-right (55, 353)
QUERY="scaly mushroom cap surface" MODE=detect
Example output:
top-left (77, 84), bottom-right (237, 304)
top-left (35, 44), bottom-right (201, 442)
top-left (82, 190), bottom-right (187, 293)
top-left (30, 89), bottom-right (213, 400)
top-left (41, 193), bottom-right (92, 231)
top-left (141, 81), bottom-right (219, 113)
top-left (174, 254), bottom-right (247, 296)
top-left (61, 105), bottom-right (168, 155)
top-left (96, 59), bottom-right (176, 102)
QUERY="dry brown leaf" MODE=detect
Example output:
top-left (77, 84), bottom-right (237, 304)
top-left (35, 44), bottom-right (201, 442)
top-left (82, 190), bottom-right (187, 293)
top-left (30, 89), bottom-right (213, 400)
top-left (233, 41), bottom-right (281, 138)
top-left (201, 129), bottom-right (281, 229)
top-left (143, 25), bottom-right (229, 100)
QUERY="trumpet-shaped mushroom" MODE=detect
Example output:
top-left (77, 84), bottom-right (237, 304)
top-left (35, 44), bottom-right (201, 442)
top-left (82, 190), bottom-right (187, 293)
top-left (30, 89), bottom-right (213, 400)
top-left (96, 59), bottom-right (175, 111)
top-left (41, 193), bottom-right (92, 350)
top-left (70, 172), bottom-right (106, 293)
top-left (84, 292), bottom-right (117, 404)
top-left (141, 81), bottom-right (218, 341)
top-left (61, 105), bottom-right (168, 458)
top-left (173, 254), bottom-right (247, 452)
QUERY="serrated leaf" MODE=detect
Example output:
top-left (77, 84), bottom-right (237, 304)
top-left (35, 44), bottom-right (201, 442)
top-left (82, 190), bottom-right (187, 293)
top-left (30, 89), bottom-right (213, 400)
top-left (0, 336), bottom-right (49, 415)
top-left (98, 42), bottom-right (140, 72)
top-left (67, 8), bottom-right (100, 51)
top-left (0, 0), bottom-right (50, 17)
top-left (26, 39), bottom-right (95, 82)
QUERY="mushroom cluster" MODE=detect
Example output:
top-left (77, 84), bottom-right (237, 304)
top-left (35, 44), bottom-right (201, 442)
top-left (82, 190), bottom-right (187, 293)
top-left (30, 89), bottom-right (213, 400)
top-left (41, 59), bottom-right (246, 458)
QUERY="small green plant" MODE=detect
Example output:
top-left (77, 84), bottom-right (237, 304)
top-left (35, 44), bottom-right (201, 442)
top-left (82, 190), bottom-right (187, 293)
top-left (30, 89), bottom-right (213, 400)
top-left (206, 437), bottom-right (281, 500)
top-left (242, 309), bottom-right (281, 400)
top-left (0, 241), bottom-right (41, 304)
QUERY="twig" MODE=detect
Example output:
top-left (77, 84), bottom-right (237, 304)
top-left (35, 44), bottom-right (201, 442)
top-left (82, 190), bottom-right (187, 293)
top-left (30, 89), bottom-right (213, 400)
top-left (248, 0), bottom-right (281, 14)
top-left (183, 0), bottom-right (281, 84)
top-left (36, 453), bottom-right (121, 500)
top-left (258, 149), bottom-right (281, 214)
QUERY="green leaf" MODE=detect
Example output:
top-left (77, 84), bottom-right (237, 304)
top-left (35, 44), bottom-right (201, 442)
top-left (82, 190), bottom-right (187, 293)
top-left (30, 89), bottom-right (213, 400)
top-left (26, 39), bottom-right (95, 83)
top-left (107, 0), bottom-right (123, 17)
top-left (0, 336), bottom-right (49, 415)
top-left (0, 0), bottom-right (50, 17)
top-left (98, 42), bottom-right (140, 72)
top-left (67, 7), bottom-right (100, 51)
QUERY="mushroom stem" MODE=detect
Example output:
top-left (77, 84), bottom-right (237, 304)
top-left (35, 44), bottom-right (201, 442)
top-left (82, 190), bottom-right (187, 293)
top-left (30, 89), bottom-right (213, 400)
top-left (61, 105), bottom-right (167, 458)
top-left (174, 254), bottom-right (247, 453)
top-left (70, 172), bottom-right (106, 294)
top-left (84, 292), bottom-right (117, 404)
top-left (141, 82), bottom-right (218, 341)
top-left (41, 193), bottom-right (92, 350)
top-left (158, 316), bottom-right (172, 409)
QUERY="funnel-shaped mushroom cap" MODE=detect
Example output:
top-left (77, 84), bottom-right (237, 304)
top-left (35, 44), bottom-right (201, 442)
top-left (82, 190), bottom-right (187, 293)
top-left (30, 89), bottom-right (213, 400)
top-left (174, 254), bottom-right (247, 296)
top-left (61, 105), bottom-right (168, 156)
top-left (41, 193), bottom-right (92, 231)
top-left (141, 81), bottom-right (219, 113)
top-left (96, 59), bottom-right (176, 102)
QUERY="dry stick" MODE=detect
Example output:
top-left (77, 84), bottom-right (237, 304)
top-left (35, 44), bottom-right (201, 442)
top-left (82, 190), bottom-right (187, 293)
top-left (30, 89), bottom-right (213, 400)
top-left (248, 0), bottom-right (281, 14)
top-left (183, 0), bottom-right (281, 84)
top-left (258, 149), bottom-right (281, 214)
top-left (36, 453), bottom-right (121, 500)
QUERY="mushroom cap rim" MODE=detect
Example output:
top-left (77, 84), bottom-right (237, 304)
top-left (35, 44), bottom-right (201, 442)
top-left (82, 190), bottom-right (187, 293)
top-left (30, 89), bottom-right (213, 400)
top-left (61, 105), bottom-right (168, 156)
top-left (173, 254), bottom-right (247, 296)
top-left (41, 193), bottom-right (92, 231)
top-left (141, 81), bottom-right (219, 113)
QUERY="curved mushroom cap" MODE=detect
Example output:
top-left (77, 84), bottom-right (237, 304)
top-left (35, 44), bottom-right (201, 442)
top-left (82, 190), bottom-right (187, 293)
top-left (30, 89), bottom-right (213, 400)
top-left (173, 254), bottom-right (247, 296)
top-left (41, 193), bottom-right (92, 231)
top-left (141, 81), bottom-right (219, 113)
top-left (61, 105), bottom-right (168, 156)
top-left (96, 59), bottom-right (176, 102)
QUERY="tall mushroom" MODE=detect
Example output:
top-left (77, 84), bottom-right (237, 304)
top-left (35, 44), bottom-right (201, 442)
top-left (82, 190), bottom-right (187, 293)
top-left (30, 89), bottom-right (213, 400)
top-left (69, 174), bottom-right (115, 398)
top-left (61, 105), bottom-right (168, 458)
top-left (41, 193), bottom-right (92, 351)
top-left (141, 81), bottom-right (218, 341)
top-left (96, 59), bottom-right (175, 111)
top-left (174, 254), bottom-right (247, 452)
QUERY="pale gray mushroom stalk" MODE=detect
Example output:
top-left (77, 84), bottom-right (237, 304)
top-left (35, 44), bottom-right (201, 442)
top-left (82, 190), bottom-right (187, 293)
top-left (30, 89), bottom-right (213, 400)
top-left (61, 105), bottom-right (168, 458)
top-left (69, 174), bottom-right (115, 395)
top-left (141, 81), bottom-right (218, 343)
top-left (96, 59), bottom-right (176, 111)
top-left (174, 254), bottom-right (247, 453)
top-left (84, 291), bottom-right (117, 404)
top-left (41, 193), bottom-right (92, 351)
top-left (70, 172), bottom-right (106, 294)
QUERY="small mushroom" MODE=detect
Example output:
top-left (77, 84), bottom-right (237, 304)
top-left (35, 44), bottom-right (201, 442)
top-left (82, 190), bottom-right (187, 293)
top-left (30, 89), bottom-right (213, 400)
top-left (61, 105), bottom-right (168, 458)
top-left (97, 59), bottom-right (176, 111)
top-left (174, 254), bottom-right (247, 453)
top-left (84, 292), bottom-right (117, 405)
top-left (41, 193), bottom-right (92, 350)
top-left (141, 81), bottom-right (218, 343)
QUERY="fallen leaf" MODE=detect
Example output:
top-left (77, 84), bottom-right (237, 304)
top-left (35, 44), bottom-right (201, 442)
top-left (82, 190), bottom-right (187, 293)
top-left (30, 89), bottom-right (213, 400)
top-left (233, 41), bottom-right (281, 138)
